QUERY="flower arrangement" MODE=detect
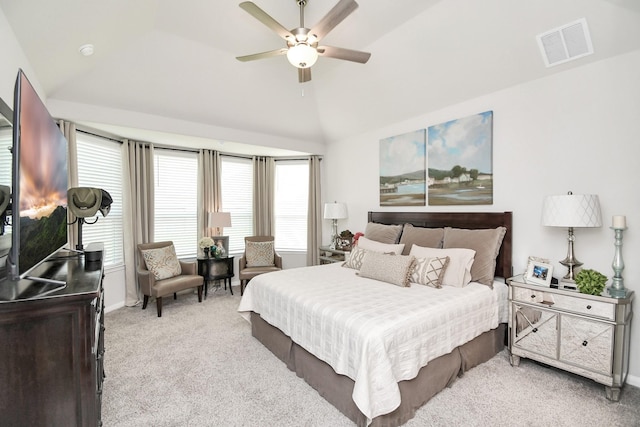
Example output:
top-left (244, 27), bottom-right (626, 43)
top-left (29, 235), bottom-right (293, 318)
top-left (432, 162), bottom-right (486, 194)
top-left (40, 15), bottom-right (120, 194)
top-left (198, 237), bottom-right (214, 249)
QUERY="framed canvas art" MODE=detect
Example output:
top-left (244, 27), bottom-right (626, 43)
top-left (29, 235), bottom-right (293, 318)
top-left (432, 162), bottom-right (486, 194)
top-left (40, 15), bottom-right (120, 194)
top-left (427, 111), bottom-right (493, 205)
top-left (379, 129), bottom-right (426, 206)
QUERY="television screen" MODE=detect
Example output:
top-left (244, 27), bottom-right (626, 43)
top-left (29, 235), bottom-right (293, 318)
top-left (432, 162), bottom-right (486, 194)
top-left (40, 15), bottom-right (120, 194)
top-left (9, 69), bottom-right (68, 280)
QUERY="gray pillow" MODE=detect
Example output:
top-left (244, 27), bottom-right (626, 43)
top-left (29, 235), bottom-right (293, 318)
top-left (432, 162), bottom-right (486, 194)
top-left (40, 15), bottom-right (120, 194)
top-left (399, 224), bottom-right (444, 255)
top-left (364, 222), bottom-right (403, 244)
top-left (442, 227), bottom-right (507, 287)
top-left (358, 252), bottom-right (416, 287)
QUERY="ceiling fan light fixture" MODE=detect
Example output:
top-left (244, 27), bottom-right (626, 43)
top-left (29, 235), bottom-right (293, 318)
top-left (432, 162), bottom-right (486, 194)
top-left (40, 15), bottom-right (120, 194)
top-left (287, 43), bottom-right (318, 68)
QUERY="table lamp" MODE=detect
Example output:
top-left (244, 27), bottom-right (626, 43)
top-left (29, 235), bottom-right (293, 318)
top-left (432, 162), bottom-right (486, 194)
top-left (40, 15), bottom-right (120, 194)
top-left (324, 202), bottom-right (348, 250)
top-left (541, 191), bottom-right (602, 283)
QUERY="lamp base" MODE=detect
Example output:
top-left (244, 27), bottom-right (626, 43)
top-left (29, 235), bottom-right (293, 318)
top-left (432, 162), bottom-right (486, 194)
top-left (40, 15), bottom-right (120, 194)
top-left (608, 286), bottom-right (628, 298)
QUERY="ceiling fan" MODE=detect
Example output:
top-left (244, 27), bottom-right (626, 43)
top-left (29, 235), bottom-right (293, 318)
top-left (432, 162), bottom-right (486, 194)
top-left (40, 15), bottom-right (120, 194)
top-left (236, 0), bottom-right (371, 83)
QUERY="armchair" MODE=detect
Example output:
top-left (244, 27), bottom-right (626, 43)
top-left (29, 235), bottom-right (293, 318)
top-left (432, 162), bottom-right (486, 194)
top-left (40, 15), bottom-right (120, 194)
top-left (239, 236), bottom-right (282, 295)
top-left (137, 241), bottom-right (204, 317)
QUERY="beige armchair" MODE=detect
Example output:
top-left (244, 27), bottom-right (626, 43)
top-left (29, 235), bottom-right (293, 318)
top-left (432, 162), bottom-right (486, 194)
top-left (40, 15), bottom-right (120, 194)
top-left (239, 236), bottom-right (282, 295)
top-left (137, 241), bottom-right (204, 317)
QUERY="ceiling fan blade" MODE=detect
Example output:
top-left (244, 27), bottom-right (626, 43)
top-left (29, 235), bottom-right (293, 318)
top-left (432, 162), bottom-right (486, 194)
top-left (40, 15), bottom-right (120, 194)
top-left (236, 48), bottom-right (288, 62)
top-left (317, 45), bottom-right (371, 63)
top-left (310, 0), bottom-right (358, 40)
top-left (239, 1), bottom-right (293, 40)
top-left (298, 67), bottom-right (312, 83)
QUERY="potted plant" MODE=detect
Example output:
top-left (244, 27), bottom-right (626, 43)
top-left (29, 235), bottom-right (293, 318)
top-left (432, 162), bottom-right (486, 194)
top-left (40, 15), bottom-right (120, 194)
top-left (574, 268), bottom-right (608, 295)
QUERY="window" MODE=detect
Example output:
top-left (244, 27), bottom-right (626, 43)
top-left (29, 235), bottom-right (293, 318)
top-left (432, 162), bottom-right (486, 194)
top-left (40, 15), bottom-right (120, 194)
top-left (154, 149), bottom-right (198, 258)
top-left (76, 132), bottom-right (124, 266)
top-left (274, 160), bottom-right (308, 251)
top-left (220, 156), bottom-right (253, 254)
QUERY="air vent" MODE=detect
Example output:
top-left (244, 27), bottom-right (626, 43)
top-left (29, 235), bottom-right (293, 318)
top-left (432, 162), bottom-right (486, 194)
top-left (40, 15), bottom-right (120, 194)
top-left (537, 18), bottom-right (593, 67)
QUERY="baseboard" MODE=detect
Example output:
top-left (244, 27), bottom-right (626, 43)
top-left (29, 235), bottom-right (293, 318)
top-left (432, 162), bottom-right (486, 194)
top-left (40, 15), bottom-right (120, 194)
top-left (627, 373), bottom-right (640, 388)
top-left (105, 301), bottom-right (125, 313)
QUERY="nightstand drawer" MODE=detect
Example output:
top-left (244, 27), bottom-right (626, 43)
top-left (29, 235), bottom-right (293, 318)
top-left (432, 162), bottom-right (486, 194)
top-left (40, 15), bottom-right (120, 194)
top-left (511, 286), bottom-right (615, 321)
top-left (551, 294), bottom-right (615, 321)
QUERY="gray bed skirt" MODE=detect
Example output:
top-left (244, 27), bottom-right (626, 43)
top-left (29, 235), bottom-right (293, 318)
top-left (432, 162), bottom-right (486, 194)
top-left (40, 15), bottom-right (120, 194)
top-left (250, 312), bottom-right (505, 426)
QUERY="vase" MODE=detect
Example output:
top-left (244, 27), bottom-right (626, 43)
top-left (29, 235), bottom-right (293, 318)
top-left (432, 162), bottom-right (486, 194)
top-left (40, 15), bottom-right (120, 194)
top-left (203, 247), bottom-right (210, 258)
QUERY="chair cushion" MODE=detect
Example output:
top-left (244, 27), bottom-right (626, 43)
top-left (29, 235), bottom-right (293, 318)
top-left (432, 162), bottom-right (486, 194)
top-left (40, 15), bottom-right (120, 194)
top-left (239, 265), bottom-right (281, 280)
top-left (245, 241), bottom-right (275, 267)
top-left (141, 244), bottom-right (182, 280)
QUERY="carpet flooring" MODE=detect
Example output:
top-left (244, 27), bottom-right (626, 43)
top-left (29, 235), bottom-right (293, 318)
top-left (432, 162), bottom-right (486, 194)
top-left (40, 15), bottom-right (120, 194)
top-left (102, 286), bottom-right (640, 426)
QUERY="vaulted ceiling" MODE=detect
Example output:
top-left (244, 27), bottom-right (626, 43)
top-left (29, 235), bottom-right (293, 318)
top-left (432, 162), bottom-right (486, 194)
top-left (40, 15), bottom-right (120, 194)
top-left (1, 0), bottom-right (639, 154)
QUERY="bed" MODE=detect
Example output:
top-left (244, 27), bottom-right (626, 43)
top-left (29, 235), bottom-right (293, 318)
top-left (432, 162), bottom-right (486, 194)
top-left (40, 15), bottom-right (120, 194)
top-left (238, 211), bottom-right (512, 426)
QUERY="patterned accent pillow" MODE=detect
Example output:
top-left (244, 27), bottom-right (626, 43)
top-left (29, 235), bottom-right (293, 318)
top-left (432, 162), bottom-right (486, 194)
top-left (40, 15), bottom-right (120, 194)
top-left (410, 256), bottom-right (450, 288)
top-left (141, 245), bottom-right (182, 280)
top-left (358, 252), bottom-right (416, 287)
top-left (246, 241), bottom-right (275, 267)
top-left (342, 246), bottom-right (368, 270)
top-left (409, 245), bottom-right (475, 288)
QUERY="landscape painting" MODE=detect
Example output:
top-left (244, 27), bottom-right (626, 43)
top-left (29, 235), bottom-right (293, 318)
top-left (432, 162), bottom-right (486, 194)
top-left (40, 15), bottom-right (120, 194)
top-left (379, 129), bottom-right (426, 206)
top-left (427, 111), bottom-right (493, 205)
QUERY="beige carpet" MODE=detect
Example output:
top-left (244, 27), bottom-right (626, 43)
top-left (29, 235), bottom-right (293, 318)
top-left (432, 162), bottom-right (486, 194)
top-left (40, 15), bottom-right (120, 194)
top-left (102, 286), bottom-right (640, 426)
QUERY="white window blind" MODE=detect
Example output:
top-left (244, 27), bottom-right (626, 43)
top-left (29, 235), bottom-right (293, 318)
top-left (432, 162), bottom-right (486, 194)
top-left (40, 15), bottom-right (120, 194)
top-left (220, 156), bottom-right (253, 254)
top-left (274, 160), bottom-right (308, 251)
top-left (154, 149), bottom-right (198, 258)
top-left (76, 132), bottom-right (124, 266)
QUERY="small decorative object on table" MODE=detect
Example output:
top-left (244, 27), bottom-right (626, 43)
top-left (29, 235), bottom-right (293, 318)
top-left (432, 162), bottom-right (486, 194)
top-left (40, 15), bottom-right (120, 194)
top-left (524, 258), bottom-right (553, 287)
top-left (337, 229), bottom-right (354, 251)
top-left (610, 215), bottom-right (627, 298)
top-left (574, 268), bottom-right (608, 295)
top-left (199, 236), bottom-right (214, 258)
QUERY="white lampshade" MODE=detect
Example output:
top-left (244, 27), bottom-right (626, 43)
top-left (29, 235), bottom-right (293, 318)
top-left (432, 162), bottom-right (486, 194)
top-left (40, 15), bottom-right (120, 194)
top-left (287, 43), bottom-right (318, 68)
top-left (208, 211), bottom-right (232, 229)
top-left (541, 193), bottom-right (602, 228)
top-left (324, 202), bottom-right (348, 220)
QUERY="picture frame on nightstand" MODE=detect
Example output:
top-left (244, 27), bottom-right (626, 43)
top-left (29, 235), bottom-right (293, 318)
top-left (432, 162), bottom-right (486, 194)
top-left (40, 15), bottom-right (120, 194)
top-left (524, 258), bottom-right (553, 287)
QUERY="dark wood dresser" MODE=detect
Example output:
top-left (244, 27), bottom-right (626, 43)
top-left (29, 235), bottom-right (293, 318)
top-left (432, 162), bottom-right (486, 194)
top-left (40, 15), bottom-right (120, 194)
top-left (0, 250), bottom-right (105, 426)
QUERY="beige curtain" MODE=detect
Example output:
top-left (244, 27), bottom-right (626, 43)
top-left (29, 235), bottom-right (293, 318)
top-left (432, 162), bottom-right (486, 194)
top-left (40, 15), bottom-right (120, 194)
top-left (122, 139), bottom-right (154, 306)
top-left (59, 120), bottom-right (78, 249)
top-left (306, 155), bottom-right (322, 265)
top-left (198, 149), bottom-right (221, 248)
top-left (253, 156), bottom-right (275, 236)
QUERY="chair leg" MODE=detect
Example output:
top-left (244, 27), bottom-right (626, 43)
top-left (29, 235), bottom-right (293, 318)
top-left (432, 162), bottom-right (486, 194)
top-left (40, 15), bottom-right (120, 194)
top-left (197, 285), bottom-right (203, 302)
top-left (156, 297), bottom-right (163, 317)
top-left (240, 280), bottom-right (245, 296)
top-left (142, 295), bottom-right (149, 310)
top-left (174, 292), bottom-right (177, 300)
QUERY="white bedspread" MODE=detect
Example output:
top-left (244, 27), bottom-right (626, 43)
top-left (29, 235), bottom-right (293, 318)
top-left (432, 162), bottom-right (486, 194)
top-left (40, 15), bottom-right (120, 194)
top-left (238, 263), bottom-right (504, 422)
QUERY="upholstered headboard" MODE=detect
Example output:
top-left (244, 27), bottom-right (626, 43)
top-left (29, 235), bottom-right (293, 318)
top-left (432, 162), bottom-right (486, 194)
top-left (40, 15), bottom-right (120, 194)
top-left (367, 211), bottom-right (513, 279)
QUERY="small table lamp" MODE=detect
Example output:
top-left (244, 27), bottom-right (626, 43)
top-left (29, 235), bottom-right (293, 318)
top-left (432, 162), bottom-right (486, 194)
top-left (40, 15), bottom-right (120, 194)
top-left (541, 192), bottom-right (602, 283)
top-left (208, 211), bottom-right (232, 236)
top-left (324, 202), bottom-right (348, 250)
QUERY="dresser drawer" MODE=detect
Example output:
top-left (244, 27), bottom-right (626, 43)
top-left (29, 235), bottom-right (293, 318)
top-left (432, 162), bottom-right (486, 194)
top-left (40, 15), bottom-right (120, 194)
top-left (551, 294), bottom-right (614, 320)
top-left (511, 286), bottom-right (614, 320)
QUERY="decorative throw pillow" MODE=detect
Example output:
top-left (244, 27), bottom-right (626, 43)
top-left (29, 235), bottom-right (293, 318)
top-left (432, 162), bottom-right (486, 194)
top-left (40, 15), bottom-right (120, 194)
top-left (358, 252), bottom-right (416, 287)
top-left (442, 227), bottom-right (507, 287)
top-left (410, 256), bottom-right (450, 288)
top-left (342, 246), bottom-right (368, 270)
top-left (141, 245), bottom-right (182, 280)
top-left (245, 241), bottom-right (275, 267)
top-left (409, 245), bottom-right (475, 288)
top-left (399, 224), bottom-right (444, 255)
top-left (357, 236), bottom-right (405, 255)
top-left (364, 222), bottom-right (403, 244)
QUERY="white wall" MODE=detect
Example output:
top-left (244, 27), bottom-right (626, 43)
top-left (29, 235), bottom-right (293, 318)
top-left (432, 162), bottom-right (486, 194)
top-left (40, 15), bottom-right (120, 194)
top-left (323, 49), bottom-right (640, 384)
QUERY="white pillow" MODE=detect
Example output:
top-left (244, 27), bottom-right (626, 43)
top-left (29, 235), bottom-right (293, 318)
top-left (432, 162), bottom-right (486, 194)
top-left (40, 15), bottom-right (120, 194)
top-left (409, 245), bottom-right (475, 287)
top-left (357, 236), bottom-right (405, 255)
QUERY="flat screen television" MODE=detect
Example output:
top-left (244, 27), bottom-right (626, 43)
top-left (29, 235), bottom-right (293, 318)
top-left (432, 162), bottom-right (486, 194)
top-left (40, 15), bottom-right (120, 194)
top-left (8, 69), bottom-right (68, 284)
